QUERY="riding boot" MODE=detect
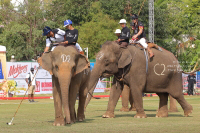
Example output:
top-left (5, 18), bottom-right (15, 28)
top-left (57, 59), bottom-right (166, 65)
top-left (31, 94), bottom-right (35, 102)
top-left (147, 47), bottom-right (154, 58)
top-left (28, 94), bottom-right (31, 102)
top-left (80, 51), bottom-right (84, 55)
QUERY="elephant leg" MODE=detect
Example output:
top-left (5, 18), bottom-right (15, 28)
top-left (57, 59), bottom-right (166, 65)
top-left (102, 79), bottom-right (123, 118)
top-left (156, 93), bottom-right (169, 117)
top-left (168, 95), bottom-right (178, 112)
top-left (130, 83), bottom-right (146, 118)
top-left (77, 82), bottom-right (88, 122)
top-left (169, 74), bottom-right (192, 116)
top-left (120, 84), bottom-right (130, 112)
top-left (68, 83), bottom-right (78, 124)
top-left (52, 76), bottom-right (65, 126)
top-left (170, 93), bottom-right (193, 117)
top-left (129, 90), bottom-right (136, 111)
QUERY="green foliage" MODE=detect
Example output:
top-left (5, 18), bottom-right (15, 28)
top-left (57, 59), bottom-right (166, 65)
top-left (0, 0), bottom-right (199, 63)
top-left (77, 2), bottom-right (119, 59)
top-left (0, 0), bottom-right (46, 61)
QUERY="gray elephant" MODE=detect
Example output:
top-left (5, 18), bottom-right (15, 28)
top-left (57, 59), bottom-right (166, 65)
top-left (86, 41), bottom-right (192, 118)
top-left (37, 46), bottom-right (90, 125)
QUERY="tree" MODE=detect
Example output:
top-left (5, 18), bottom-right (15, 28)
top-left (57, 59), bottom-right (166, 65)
top-left (77, 2), bottom-right (119, 59)
top-left (0, 0), bottom-right (46, 61)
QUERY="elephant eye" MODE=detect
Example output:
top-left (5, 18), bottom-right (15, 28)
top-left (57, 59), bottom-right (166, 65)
top-left (105, 59), bottom-right (109, 66)
top-left (55, 65), bottom-right (59, 71)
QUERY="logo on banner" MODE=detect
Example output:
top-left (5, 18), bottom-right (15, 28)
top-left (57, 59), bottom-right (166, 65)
top-left (35, 81), bottom-right (40, 92)
top-left (41, 82), bottom-right (52, 91)
top-left (8, 64), bottom-right (28, 78)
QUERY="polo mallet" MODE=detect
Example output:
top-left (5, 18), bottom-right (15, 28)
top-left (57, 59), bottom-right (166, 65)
top-left (7, 67), bottom-right (39, 125)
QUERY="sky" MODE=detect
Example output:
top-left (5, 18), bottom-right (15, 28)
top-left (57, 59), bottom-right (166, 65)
top-left (11, 0), bottom-right (24, 7)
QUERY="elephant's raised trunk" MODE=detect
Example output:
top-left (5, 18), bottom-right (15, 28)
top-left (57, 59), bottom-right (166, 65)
top-left (58, 63), bottom-right (72, 124)
top-left (85, 64), bottom-right (102, 108)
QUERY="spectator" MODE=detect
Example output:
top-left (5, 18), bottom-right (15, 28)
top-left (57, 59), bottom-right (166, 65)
top-left (25, 68), bottom-right (37, 102)
top-left (187, 73), bottom-right (196, 96)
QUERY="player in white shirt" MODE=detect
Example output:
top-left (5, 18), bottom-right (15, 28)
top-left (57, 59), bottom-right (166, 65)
top-left (25, 68), bottom-right (37, 102)
top-left (43, 26), bottom-right (84, 54)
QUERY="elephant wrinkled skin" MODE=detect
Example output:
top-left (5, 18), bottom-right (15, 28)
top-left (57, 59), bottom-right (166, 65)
top-left (38, 46), bottom-right (90, 125)
top-left (86, 41), bottom-right (192, 118)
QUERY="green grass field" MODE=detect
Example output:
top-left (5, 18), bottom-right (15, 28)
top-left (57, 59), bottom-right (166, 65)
top-left (0, 95), bottom-right (200, 133)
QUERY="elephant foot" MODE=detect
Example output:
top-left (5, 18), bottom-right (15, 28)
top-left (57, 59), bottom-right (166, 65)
top-left (168, 108), bottom-right (178, 112)
top-left (119, 107), bottom-right (129, 112)
top-left (70, 117), bottom-right (76, 124)
top-left (134, 112), bottom-right (147, 118)
top-left (77, 114), bottom-right (85, 122)
top-left (53, 118), bottom-right (65, 126)
top-left (129, 107), bottom-right (136, 111)
top-left (102, 111), bottom-right (115, 118)
top-left (184, 105), bottom-right (193, 117)
top-left (64, 117), bottom-right (71, 124)
top-left (156, 110), bottom-right (168, 117)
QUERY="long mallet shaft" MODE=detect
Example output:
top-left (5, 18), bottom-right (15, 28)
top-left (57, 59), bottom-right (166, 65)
top-left (7, 67), bottom-right (39, 125)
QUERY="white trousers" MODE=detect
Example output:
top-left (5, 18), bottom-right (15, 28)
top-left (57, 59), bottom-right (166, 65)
top-left (51, 43), bottom-right (83, 52)
top-left (135, 38), bottom-right (148, 49)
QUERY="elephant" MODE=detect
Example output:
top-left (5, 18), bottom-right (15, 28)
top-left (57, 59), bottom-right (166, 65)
top-left (120, 84), bottom-right (136, 112)
top-left (37, 46), bottom-right (90, 125)
top-left (119, 86), bottom-right (178, 112)
top-left (85, 41), bottom-right (192, 118)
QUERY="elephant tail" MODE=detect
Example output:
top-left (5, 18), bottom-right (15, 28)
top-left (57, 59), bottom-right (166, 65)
top-left (182, 68), bottom-right (200, 74)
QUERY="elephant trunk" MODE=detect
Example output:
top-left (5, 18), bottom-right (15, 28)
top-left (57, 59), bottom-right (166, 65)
top-left (58, 64), bottom-right (72, 124)
top-left (85, 64), bottom-right (102, 108)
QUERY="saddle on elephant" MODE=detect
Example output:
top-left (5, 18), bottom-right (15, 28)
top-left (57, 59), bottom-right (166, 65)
top-left (129, 39), bottom-right (163, 57)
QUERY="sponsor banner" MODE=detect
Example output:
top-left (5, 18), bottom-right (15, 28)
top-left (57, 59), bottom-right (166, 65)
top-left (35, 79), bottom-right (52, 94)
top-left (7, 62), bottom-right (31, 79)
top-left (0, 79), bottom-right (52, 95)
top-left (94, 80), bottom-right (106, 93)
top-left (31, 62), bottom-right (51, 79)
top-left (197, 71), bottom-right (200, 88)
top-left (36, 68), bottom-right (52, 79)
top-left (90, 63), bottom-right (96, 71)
top-left (182, 73), bottom-right (188, 90)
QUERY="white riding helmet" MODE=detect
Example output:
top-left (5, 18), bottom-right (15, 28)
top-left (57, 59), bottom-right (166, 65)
top-left (119, 19), bottom-right (127, 24)
top-left (114, 29), bottom-right (121, 34)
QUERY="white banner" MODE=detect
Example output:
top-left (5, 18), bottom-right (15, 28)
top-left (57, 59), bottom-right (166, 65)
top-left (6, 79), bottom-right (53, 95)
top-left (94, 79), bottom-right (107, 93)
top-left (7, 62), bottom-right (31, 79)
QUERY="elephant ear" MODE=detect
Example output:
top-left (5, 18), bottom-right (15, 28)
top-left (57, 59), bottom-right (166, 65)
top-left (74, 54), bottom-right (90, 75)
top-left (37, 52), bottom-right (53, 75)
top-left (118, 48), bottom-right (132, 68)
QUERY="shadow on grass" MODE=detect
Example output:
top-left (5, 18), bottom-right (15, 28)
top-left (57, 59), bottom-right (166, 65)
top-left (144, 109), bottom-right (157, 111)
top-left (47, 118), bottom-right (95, 125)
top-left (146, 114), bottom-right (184, 117)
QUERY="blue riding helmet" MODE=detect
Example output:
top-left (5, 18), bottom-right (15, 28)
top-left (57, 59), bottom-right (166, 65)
top-left (43, 26), bottom-right (52, 36)
top-left (63, 19), bottom-right (72, 27)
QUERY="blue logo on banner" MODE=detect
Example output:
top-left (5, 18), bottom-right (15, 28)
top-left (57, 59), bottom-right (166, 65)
top-left (197, 72), bottom-right (200, 88)
top-left (90, 63), bottom-right (96, 71)
top-left (0, 62), bottom-right (4, 79)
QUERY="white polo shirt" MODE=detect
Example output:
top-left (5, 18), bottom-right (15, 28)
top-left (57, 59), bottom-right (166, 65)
top-left (46, 29), bottom-right (65, 51)
top-left (26, 72), bottom-right (36, 86)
